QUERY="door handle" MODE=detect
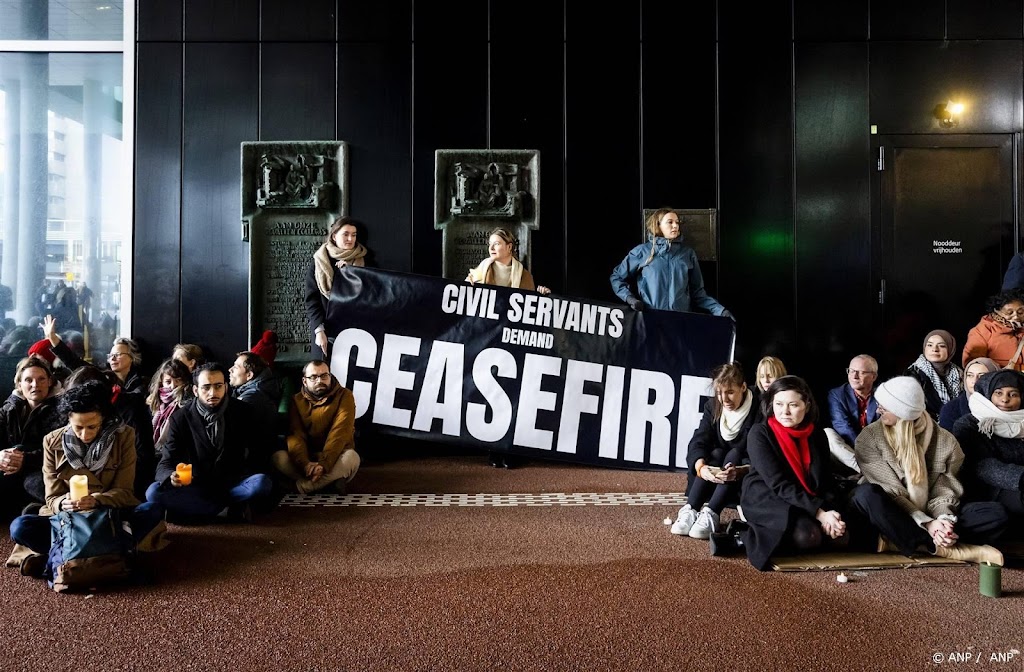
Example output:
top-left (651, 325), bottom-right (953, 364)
top-left (879, 279), bottom-right (886, 305)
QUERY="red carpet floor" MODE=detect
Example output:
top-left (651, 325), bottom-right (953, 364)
top-left (1, 455), bottom-right (1021, 671)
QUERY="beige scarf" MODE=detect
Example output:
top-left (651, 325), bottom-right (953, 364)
top-left (469, 256), bottom-right (524, 288)
top-left (313, 241), bottom-right (366, 298)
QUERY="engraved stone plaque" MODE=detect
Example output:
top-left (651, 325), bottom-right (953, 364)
top-left (435, 149), bottom-right (540, 280)
top-left (641, 208), bottom-right (717, 261)
top-left (242, 141), bottom-right (349, 362)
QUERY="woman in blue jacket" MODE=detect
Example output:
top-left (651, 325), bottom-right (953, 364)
top-left (610, 208), bottom-right (732, 318)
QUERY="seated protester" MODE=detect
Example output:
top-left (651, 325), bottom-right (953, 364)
top-left (228, 351), bottom-right (281, 418)
top-left (938, 357), bottom-right (999, 432)
top-left (146, 363), bottom-right (273, 522)
top-left (824, 355), bottom-right (879, 475)
top-left (754, 356), bottom-right (786, 393)
top-left (146, 358), bottom-right (191, 451)
top-left (905, 329), bottom-right (963, 422)
top-left (40, 315), bottom-right (147, 395)
top-left (953, 370), bottom-right (1024, 533)
top-left (962, 290), bottom-right (1024, 371)
top-left (64, 366), bottom-right (155, 501)
top-left (671, 362), bottom-right (758, 539)
top-left (851, 376), bottom-right (1007, 565)
top-left (273, 360), bottom-right (360, 494)
top-left (172, 343), bottom-right (205, 374)
top-left (27, 338), bottom-right (69, 390)
top-left (0, 357), bottom-right (64, 514)
top-left (8, 381), bottom-right (167, 578)
top-left (740, 376), bottom-right (853, 571)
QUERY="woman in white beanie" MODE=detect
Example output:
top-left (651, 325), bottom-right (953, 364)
top-left (850, 376), bottom-right (1008, 565)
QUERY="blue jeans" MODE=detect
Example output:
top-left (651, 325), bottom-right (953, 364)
top-left (145, 474), bottom-right (272, 518)
top-left (9, 502), bottom-right (165, 555)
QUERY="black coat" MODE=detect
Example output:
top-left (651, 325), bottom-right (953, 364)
top-left (685, 393), bottom-right (760, 487)
top-left (155, 398), bottom-right (270, 497)
top-left (952, 414), bottom-right (1024, 502)
top-left (740, 422), bottom-right (839, 571)
top-left (0, 394), bottom-right (63, 472)
top-left (905, 365), bottom-right (957, 422)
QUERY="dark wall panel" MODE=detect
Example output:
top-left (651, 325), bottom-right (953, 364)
top-left (643, 0), bottom-right (715, 41)
top-left (137, 0), bottom-right (183, 41)
top-left (413, 0), bottom-right (487, 41)
top-left (410, 36), bottom-right (487, 277)
top-left (565, 44), bottom-right (641, 301)
top-left (338, 0), bottom-right (411, 41)
top-left (260, 43), bottom-right (336, 140)
top-left (338, 43), bottom-right (413, 273)
top-left (261, 0), bottom-right (336, 41)
top-left (490, 42), bottom-right (565, 291)
top-left (870, 0), bottom-right (945, 40)
top-left (491, 0), bottom-right (563, 43)
top-left (794, 0), bottom-right (868, 41)
top-left (871, 41), bottom-right (1024, 135)
top-left (181, 43), bottom-right (259, 360)
top-left (134, 43), bottom-right (183, 364)
top-left (184, 0), bottom-right (260, 41)
top-left (795, 42), bottom-right (872, 391)
top-left (948, 0), bottom-right (1023, 39)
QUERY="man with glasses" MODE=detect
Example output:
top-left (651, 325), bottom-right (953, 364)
top-left (825, 355), bottom-right (880, 474)
top-left (272, 360), bottom-right (360, 494)
top-left (146, 363), bottom-right (273, 522)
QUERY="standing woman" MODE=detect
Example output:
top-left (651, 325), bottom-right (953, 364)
top-left (305, 216), bottom-right (370, 359)
top-left (466, 227), bottom-right (550, 295)
top-left (740, 376), bottom-right (851, 571)
top-left (671, 362), bottom-right (759, 539)
top-left (905, 329), bottom-right (963, 421)
top-left (852, 376), bottom-right (1006, 565)
top-left (8, 381), bottom-right (166, 577)
top-left (610, 208), bottom-right (732, 318)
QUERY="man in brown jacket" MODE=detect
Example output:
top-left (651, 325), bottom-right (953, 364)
top-left (272, 360), bottom-right (360, 494)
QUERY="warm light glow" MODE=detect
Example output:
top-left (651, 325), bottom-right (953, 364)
top-left (948, 102), bottom-right (964, 115)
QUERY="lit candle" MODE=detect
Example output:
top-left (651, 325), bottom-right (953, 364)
top-left (69, 474), bottom-right (89, 502)
top-left (176, 463), bottom-right (193, 486)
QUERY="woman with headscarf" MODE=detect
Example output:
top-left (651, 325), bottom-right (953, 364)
top-left (962, 290), bottom-right (1024, 371)
top-left (953, 370), bottom-right (1024, 530)
top-left (904, 329), bottom-right (963, 421)
top-left (938, 357), bottom-right (999, 431)
top-left (304, 216), bottom-right (370, 360)
top-left (851, 376), bottom-right (1007, 566)
top-left (739, 376), bottom-right (853, 570)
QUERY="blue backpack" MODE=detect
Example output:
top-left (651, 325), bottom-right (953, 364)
top-left (47, 509), bottom-right (134, 593)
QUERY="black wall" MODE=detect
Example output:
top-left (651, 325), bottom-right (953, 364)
top-left (134, 0), bottom-right (1024, 399)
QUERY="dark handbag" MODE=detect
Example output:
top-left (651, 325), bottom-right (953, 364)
top-left (47, 508), bottom-right (134, 593)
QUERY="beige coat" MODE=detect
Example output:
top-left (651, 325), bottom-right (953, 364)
top-left (41, 424), bottom-right (140, 516)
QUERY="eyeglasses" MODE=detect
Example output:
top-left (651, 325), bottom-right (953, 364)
top-left (107, 352), bottom-right (129, 360)
top-left (303, 373), bottom-right (331, 382)
top-left (846, 368), bottom-right (876, 377)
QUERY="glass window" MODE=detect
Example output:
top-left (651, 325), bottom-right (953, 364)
top-left (0, 52), bottom-right (126, 363)
top-left (0, 1), bottom-right (124, 41)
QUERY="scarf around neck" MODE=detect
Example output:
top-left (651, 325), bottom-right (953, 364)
top-left (195, 396), bottom-right (230, 449)
top-left (968, 392), bottom-right (1024, 439)
top-left (910, 354), bottom-right (962, 405)
top-left (470, 256), bottom-right (524, 289)
top-left (313, 241), bottom-right (367, 298)
top-left (62, 418), bottom-right (123, 472)
top-left (767, 416), bottom-right (816, 495)
top-left (719, 389), bottom-right (753, 442)
top-left (152, 387), bottom-right (181, 443)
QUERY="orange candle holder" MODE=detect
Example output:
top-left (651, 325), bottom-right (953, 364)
top-left (175, 463), bottom-right (193, 485)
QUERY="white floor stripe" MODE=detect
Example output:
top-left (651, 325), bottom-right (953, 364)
top-left (280, 493), bottom-right (688, 507)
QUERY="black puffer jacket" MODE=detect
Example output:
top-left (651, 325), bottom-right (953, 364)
top-left (0, 393), bottom-right (63, 472)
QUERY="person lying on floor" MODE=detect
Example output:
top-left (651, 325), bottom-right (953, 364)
top-left (8, 380), bottom-right (167, 577)
top-left (851, 376), bottom-right (1007, 566)
top-left (671, 362), bottom-right (759, 539)
top-left (146, 363), bottom-right (273, 523)
top-left (740, 376), bottom-right (856, 571)
top-left (272, 360), bottom-right (360, 495)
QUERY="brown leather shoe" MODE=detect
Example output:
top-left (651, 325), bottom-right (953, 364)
top-left (19, 553), bottom-right (45, 578)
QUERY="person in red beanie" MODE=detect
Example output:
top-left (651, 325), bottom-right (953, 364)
top-left (26, 340), bottom-right (56, 366)
top-left (251, 330), bottom-right (278, 367)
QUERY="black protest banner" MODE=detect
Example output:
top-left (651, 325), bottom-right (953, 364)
top-left (325, 267), bottom-right (735, 470)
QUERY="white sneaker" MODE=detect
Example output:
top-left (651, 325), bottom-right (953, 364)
top-left (688, 506), bottom-right (720, 540)
top-left (737, 504), bottom-right (746, 522)
top-left (670, 504), bottom-right (698, 535)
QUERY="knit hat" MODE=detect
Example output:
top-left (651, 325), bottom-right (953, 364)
top-left (251, 330), bottom-right (278, 366)
top-left (874, 376), bottom-right (927, 421)
top-left (973, 369), bottom-right (1024, 401)
top-left (27, 339), bottom-right (56, 364)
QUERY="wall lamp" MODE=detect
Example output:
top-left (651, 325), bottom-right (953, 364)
top-left (934, 100), bottom-right (964, 128)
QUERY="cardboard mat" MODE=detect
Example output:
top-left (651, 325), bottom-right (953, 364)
top-left (771, 551), bottom-right (966, 572)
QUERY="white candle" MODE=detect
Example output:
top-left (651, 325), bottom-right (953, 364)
top-left (69, 474), bottom-right (89, 502)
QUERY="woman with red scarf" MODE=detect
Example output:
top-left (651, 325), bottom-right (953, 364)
top-left (740, 376), bottom-right (852, 570)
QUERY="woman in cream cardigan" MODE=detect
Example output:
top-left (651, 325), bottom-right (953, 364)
top-left (304, 216), bottom-right (371, 359)
top-left (466, 227), bottom-right (550, 295)
top-left (849, 376), bottom-right (1008, 565)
